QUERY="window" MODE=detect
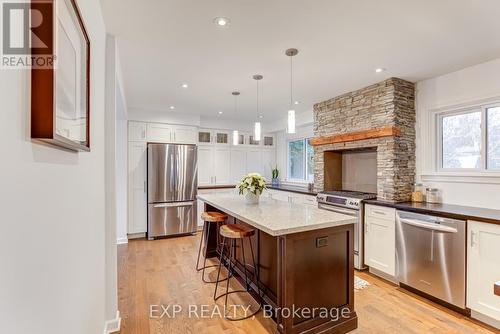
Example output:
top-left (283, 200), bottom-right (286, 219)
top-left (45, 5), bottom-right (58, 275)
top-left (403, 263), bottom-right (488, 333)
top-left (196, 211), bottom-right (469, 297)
top-left (438, 103), bottom-right (500, 171)
top-left (287, 138), bottom-right (314, 181)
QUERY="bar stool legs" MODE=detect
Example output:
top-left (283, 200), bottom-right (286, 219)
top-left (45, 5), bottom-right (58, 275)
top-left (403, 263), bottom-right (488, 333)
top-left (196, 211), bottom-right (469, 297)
top-left (214, 236), bottom-right (263, 321)
top-left (196, 220), bottom-right (227, 284)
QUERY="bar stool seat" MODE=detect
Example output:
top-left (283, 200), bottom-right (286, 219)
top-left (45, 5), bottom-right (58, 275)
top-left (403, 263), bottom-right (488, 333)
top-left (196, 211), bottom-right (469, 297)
top-left (214, 224), bottom-right (262, 321)
top-left (196, 211), bottom-right (228, 284)
top-left (219, 224), bottom-right (255, 239)
top-left (201, 211), bottom-right (227, 223)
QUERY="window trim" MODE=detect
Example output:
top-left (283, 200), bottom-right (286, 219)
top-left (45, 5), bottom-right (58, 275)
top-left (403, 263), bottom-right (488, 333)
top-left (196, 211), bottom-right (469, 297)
top-left (436, 102), bottom-right (500, 173)
top-left (286, 137), bottom-right (314, 183)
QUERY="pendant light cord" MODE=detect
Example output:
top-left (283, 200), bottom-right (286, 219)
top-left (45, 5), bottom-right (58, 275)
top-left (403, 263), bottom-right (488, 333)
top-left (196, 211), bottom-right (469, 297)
top-left (256, 79), bottom-right (259, 118)
top-left (290, 54), bottom-right (293, 106)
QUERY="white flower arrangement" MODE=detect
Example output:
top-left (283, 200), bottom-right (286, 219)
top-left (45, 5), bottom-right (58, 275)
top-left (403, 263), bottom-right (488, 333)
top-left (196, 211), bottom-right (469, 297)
top-left (237, 172), bottom-right (267, 196)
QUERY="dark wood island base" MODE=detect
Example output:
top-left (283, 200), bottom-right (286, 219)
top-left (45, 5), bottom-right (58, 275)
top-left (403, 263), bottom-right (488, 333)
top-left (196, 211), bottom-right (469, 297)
top-left (204, 203), bottom-right (357, 334)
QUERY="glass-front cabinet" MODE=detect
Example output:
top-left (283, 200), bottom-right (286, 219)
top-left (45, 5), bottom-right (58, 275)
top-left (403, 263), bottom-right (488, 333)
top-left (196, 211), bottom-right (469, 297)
top-left (263, 134), bottom-right (275, 147)
top-left (198, 129), bottom-right (230, 145)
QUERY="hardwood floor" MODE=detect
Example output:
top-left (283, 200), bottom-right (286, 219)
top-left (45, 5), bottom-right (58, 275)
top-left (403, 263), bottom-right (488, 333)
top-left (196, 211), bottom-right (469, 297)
top-left (117, 234), bottom-right (498, 334)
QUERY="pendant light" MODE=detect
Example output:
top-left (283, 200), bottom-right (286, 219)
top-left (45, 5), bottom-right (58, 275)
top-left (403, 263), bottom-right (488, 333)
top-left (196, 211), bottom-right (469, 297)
top-left (253, 74), bottom-right (263, 141)
top-left (231, 91), bottom-right (240, 145)
top-left (286, 48), bottom-right (298, 134)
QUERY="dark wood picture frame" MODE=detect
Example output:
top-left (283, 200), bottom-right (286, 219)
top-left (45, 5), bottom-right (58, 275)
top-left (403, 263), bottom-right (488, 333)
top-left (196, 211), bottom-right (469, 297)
top-left (31, 0), bottom-right (91, 152)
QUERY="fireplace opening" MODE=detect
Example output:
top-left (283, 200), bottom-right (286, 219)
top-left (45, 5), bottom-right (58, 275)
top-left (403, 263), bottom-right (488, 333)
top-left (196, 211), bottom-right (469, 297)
top-left (324, 148), bottom-right (377, 193)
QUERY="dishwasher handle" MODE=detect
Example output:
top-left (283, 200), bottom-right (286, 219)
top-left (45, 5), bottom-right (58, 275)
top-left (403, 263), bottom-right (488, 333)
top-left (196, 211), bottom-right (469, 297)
top-left (399, 218), bottom-right (458, 233)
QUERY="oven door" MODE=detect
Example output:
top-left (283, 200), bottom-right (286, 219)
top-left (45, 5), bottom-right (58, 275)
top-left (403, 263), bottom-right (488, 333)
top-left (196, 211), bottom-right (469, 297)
top-left (317, 203), bottom-right (362, 268)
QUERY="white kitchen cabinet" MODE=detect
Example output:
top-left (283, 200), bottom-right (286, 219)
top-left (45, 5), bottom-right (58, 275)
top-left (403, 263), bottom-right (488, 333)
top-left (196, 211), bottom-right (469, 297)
top-left (197, 146), bottom-right (231, 186)
top-left (246, 148), bottom-right (262, 174)
top-left (147, 123), bottom-right (196, 144)
top-left (230, 148), bottom-right (247, 183)
top-left (172, 125), bottom-right (197, 144)
top-left (128, 121), bottom-right (147, 142)
top-left (198, 129), bottom-right (230, 146)
top-left (198, 146), bottom-right (215, 186)
top-left (263, 134), bottom-right (276, 147)
top-left (147, 123), bottom-right (172, 143)
top-left (467, 220), bottom-right (500, 325)
top-left (364, 204), bottom-right (396, 277)
top-left (214, 148), bottom-right (231, 185)
top-left (128, 142), bottom-right (147, 234)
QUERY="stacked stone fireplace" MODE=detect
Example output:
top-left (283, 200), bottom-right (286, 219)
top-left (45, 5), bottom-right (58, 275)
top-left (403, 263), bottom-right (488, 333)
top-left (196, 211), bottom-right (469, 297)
top-left (313, 78), bottom-right (416, 202)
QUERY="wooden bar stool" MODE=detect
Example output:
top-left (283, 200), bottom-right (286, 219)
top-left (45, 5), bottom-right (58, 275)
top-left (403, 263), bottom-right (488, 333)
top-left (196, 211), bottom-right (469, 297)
top-left (196, 211), bottom-right (228, 283)
top-left (214, 224), bottom-right (262, 321)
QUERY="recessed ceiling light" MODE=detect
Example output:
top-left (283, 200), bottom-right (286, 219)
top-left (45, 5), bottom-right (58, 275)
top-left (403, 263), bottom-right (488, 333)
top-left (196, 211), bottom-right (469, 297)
top-left (169, 106), bottom-right (175, 110)
top-left (214, 17), bottom-right (230, 27)
top-left (375, 68), bottom-right (386, 73)
top-left (259, 115), bottom-right (263, 119)
top-left (294, 101), bottom-right (300, 105)
top-left (181, 83), bottom-right (188, 88)
top-left (218, 111), bottom-right (223, 114)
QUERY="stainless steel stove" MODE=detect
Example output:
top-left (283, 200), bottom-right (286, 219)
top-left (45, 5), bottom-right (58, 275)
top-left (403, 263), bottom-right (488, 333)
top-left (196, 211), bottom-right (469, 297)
top-left (317, 190), bottom-right (377, 270)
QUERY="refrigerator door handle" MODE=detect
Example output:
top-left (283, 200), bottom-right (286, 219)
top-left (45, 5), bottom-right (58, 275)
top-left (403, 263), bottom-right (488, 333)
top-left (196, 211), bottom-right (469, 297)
top-left (153, 201), bottom-right (194, 208)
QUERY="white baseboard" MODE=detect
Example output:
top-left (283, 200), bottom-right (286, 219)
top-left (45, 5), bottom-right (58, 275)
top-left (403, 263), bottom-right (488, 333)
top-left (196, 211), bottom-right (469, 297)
top-left (116, 237), bottom-right (128, 245)
top-left (471, 310), bottom-right (500, 330)
top-left (103, 311), bottom-right (121, 334)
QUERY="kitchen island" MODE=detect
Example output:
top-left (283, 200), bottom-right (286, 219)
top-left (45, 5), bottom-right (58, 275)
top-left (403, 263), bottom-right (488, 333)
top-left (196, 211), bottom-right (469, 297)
top-left (197, 194), bottom-right (358, 334)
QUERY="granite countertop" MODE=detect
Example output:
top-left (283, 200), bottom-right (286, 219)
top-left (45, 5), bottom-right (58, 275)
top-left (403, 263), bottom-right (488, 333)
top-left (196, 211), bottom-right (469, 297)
top-left (197, 194), bottom-right (355, 236)
top-left (365, 200), bottom-right (500, 225)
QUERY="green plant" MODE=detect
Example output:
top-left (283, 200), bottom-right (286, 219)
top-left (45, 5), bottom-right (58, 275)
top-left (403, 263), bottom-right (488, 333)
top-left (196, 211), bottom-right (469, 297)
top-left (237, 173), bottom-right (267, 195)
top-left (271, 166), bottom-right (279, 179)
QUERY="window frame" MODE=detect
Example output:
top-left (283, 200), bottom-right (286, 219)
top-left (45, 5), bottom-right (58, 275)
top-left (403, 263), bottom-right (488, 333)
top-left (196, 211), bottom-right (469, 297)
top-left (436, 102), bottom-right (499, 173)
top-left (286, 137), bottom-right (314, 183)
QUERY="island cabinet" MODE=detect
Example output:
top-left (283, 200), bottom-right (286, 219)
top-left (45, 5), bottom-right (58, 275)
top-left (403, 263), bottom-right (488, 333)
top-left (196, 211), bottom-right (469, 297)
top-left (467, 220), bottom-right (500, 324)
top-left (200, 195), bottom-right (357, 334)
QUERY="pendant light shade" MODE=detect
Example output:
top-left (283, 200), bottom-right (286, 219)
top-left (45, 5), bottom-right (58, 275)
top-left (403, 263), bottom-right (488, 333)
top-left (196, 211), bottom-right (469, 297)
top-left (233, 130), bottom-right (239, 145)
top-left (254, 122), bottom-right (261, 141)
top-left (286, 48), bottom-right (299, 134)
top-left (231, 91), bottom-right (240, 145)
top-left (253, 74), bottom-right (263, 141)
top-left (287, 110), bottom-right (296, 134)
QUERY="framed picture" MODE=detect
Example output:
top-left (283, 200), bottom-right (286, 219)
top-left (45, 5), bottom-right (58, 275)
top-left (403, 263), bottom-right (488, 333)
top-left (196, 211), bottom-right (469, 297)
top-left (31, 0), bottom-right (90, 151)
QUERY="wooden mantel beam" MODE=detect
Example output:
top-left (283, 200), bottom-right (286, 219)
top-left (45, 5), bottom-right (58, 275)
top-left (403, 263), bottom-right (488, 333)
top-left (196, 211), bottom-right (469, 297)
top-left (495, 281), bottom-right (500, 296)
top-left (309, 126), bottom-right (401, 146)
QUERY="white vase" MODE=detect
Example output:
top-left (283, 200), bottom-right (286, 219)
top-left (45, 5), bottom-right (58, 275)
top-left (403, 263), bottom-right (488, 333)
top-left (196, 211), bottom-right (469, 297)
top-left (245, 192), bottom-right (260, 205)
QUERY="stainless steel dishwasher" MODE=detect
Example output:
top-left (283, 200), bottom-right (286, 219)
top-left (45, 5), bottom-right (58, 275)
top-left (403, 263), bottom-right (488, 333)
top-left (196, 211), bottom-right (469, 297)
top-left (396, 210), bottom-right (466, 309)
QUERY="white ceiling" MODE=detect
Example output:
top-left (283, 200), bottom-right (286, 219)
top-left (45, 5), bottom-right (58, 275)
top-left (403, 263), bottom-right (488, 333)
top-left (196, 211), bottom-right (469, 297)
top-left (101, 0), bottom-right (500, 123)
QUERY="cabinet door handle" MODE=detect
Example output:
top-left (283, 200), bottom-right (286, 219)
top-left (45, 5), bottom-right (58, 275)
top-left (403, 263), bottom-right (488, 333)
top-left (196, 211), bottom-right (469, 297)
top-left (214, 176), bottom-right (217, 184)
top-left (365, 222), bottom-right (369, 233)
top-left (174, 132), bottom-right (176, 141)
top-left (142, 129), bottom-right (146, 139)
top-left (470, 230), bottom-right (477, 247)
top-left (144, 180), bottom-right (146, 193)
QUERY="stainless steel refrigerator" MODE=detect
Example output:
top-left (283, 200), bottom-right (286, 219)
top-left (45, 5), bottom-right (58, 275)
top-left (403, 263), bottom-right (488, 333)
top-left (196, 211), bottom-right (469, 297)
top-left (147, 143), bottom-right (197, 239)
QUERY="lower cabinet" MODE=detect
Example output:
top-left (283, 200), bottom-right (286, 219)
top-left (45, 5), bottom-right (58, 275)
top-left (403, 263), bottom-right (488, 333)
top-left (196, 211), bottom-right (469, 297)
top-left (128, 142), bottom-right (147, 234)
top-left (467, 220), bottom-right (500, 324)
top-left (364, 204), bottom-right (396, 276)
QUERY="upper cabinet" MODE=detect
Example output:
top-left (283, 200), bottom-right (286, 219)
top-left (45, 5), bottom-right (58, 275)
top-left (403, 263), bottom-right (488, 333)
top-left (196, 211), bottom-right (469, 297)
top-left (128, 121), bottom-right (147, 142)
top-left (128, 121), bottom-right (196, 144)
top-left (147, 123), bottom-right (173, 143)
top-left (172, 125), bottom-right (197, 144)
top-left (263, 134), bottom-right (275, 148)
top-left (198, 129), bottom-right (230, 146)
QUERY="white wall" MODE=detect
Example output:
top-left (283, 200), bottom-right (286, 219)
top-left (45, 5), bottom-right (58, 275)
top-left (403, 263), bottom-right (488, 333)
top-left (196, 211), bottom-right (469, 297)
top-left (0, 1), bottom-right (116, 333)
top-left (416, 58), bottom-right (500, 209)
